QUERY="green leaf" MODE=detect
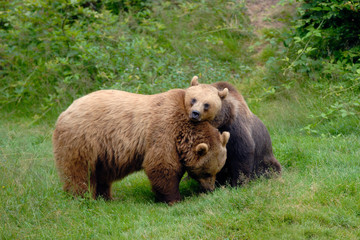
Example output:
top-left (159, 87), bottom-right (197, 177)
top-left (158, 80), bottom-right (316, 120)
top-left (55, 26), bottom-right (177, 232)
top-left (311, 7), bottom-right (323, 11)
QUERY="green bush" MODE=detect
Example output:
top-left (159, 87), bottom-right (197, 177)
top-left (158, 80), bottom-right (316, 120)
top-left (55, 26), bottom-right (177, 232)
top-left (0, 0), bottom-right (251, 117)
top-left (295, 0), bottom-right (360, 62)
top-left (269, 0), bottom-right (360, 135)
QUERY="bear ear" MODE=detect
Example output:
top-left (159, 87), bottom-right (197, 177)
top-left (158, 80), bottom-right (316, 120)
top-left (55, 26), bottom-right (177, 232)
top-left (195, 143), bottom-right (209, 156)
top-left (191, 76), bottom-right (199, 86)
top-left (218, 88), bottom-right (229, 99)
top-left (221, 131), bottom-right (230, 147)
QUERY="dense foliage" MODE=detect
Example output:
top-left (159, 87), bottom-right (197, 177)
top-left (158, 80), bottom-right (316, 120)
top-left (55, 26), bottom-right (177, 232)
top-left (268, 0), bottom-right (360, 134)
top-left (293, 0), bottom-right (360, 60)
top-left (1, 0), bottom-right (359, 133)
top-left (0, 0), bottom-right (251, 114)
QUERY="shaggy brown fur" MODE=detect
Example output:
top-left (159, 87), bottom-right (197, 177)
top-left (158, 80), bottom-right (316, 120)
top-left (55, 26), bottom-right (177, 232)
top-left (211, 81), bottom-right (282, 186)
top-left (186, 79), bottom-right (281, 186)
top-left (53, 89), bottom-right (229, 205)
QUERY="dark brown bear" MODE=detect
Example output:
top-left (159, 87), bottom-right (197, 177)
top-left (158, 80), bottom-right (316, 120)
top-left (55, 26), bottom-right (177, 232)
top-left (53, 88), bottom-right (230, 205)
top-left (188, 78), bottom-right (281, 187)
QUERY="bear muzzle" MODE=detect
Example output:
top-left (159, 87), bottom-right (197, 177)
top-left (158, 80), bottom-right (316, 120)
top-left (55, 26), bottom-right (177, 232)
top-left (198, 178), bottom-right (216, 192)
top-left (190, 110), bottom-right (201, 122)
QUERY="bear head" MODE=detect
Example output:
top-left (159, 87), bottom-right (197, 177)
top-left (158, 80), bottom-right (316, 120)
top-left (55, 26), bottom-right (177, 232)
top-left (185, 76), bottom-right (228, 122)
top-left (186, 131), bottom-right (230, 191)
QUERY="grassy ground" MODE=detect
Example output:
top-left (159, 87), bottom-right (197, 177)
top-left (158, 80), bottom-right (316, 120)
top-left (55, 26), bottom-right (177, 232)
top-left (1, 95), bottom-right (359, 239)
top-left (1, 0), bottom-right (360, 239)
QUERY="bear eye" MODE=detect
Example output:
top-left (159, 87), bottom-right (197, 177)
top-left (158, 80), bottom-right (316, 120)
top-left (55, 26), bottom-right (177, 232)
top-left (191, 98), bottom-right (197, 105)
top-left (204, 103), bottom-right (210, 111)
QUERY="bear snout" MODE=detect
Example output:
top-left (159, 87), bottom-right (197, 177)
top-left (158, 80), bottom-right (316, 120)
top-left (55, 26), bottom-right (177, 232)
top-left (198, 178), bottom-right (216, 192)
top-left (190, 110), bottom-right (201, 121)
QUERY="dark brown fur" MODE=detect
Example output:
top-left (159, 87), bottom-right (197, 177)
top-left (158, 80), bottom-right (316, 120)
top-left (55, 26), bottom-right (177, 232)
top-left (210, 82), bottom-right (282, 186)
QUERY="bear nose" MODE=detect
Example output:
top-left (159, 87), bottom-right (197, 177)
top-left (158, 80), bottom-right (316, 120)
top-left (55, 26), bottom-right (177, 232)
top-left (191, 110), bottom-right (200, 121)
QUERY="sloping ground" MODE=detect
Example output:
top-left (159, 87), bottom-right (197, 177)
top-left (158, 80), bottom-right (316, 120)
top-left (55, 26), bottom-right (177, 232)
top-left (244, 0), bottom-right (298, 64)
top-left (246, 0), bottom-right (284, 30)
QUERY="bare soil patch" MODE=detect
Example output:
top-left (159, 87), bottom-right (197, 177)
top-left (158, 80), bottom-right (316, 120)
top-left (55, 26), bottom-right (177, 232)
top-left (246, 0), bottom-right (284, 30)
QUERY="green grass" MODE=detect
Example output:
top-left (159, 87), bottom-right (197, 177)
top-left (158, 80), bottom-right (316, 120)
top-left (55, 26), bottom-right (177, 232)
top-left (1, 99), bottom-right (359, 239)
top-left (1, 0), bottom-right (360, 239)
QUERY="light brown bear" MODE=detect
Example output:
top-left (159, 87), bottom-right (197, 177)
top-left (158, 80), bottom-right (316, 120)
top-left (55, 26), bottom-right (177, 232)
top-left (187, 77), bottom-right (282, 187)
top-left (53, 87), bottom-right (230, 205)
top-left (185, 80), bottom-right (228, 122)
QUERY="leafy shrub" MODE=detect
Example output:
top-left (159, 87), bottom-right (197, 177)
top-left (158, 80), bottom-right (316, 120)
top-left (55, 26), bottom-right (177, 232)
top-left (279, 0), bottom-right (360, 72)
top-left (246, 0), bottom-right (360, 135)
top-left (0, 0), bottom-right (251, 117)
top-left (296, 0), bottom-right (360, 62)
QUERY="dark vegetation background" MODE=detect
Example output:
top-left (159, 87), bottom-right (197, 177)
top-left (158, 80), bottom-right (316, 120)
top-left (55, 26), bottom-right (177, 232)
top-left (0, 0), bottom-right (359, 239)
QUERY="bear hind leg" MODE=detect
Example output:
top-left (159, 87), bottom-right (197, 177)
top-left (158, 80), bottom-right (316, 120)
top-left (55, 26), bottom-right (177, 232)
top-left (62, 174), bottom-right (89, 197)
top-left (260, 155), bottom-right (282, 177)
top-left (93, 181), bottom-right (113, 200)
top-left (268, 156), bottom-right (282, 174)
top-left (91, 156), bottom-right (114, 200)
